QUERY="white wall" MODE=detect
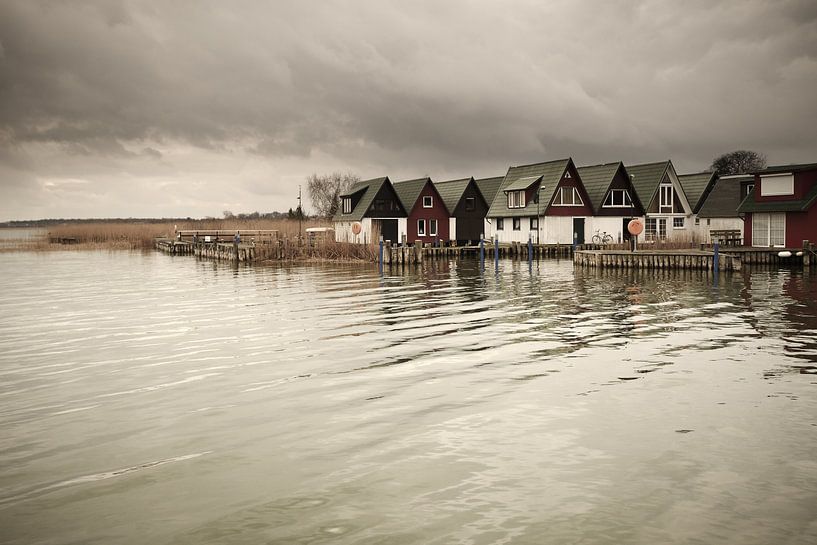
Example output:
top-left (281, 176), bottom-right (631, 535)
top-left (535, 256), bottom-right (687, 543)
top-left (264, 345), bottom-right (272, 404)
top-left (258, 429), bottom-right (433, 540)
top-left (334, 218), bottom-right (373, 243)
top-left (487, 216), bottom-right (641, 244)
top-left (449, 218), bottom-right (457, 241)
top-left (688, 217), bottom-right (744, 242)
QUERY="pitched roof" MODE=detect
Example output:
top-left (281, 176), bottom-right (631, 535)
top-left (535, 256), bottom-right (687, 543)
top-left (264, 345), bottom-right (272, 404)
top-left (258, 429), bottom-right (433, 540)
top-left (393, 177), bottom-right (450, 214)
top-left (576, 162), bottom-right (622, 213)
top-left (625, 161), bottom-right (670, 206)
top-left (678, 171), bottom-right (717, 212)
top-left (434, 177), bottom-right (473, 212)
top-left (475, 176), bottom-right (504, 206)
top-left (738, 183), bottom-right (817, 213)
top-left (486, 158), bottom-right (570, 218)
top-left (697, 175), bottom-right (750, 218)
top-left (333, 176), bottom-right (389, 222)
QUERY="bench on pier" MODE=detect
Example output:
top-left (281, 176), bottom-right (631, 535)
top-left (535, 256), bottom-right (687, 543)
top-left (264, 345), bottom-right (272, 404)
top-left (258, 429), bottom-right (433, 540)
top-left (710, 229), bottom-right (742, 246)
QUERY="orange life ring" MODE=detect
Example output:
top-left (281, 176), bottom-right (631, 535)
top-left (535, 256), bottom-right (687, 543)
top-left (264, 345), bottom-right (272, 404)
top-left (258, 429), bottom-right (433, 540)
top-left (628, 219), bottom-right (644, 236)
top-left (351, 222), bottom-right (362, 235)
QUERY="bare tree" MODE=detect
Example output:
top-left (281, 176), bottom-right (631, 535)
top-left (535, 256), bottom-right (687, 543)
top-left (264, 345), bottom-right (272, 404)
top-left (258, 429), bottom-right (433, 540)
top-left (709, 150), bottom-right (766, 175)
top-left (307, 172), bottom-right (360, 217)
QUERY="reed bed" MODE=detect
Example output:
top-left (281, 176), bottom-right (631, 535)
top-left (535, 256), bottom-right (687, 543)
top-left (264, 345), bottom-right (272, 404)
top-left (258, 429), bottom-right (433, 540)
top-left (37, 219), bottom-right (331, 251)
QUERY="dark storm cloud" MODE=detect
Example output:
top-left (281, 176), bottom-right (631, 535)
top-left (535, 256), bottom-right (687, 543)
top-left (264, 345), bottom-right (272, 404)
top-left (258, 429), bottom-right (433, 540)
top-left (1, 0), bottom-right (816, 219)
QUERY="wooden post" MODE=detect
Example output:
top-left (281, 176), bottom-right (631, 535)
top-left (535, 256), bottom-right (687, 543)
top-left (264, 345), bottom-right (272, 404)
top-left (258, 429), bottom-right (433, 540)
top-left (805, 240), bottom-right (811, 269)
top-left (415, 240), bottom-right (423, 263)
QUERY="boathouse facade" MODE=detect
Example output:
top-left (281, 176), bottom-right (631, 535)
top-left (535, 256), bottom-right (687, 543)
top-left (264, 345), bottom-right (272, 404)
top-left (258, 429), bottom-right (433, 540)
top-left (577, 162), bottom-right (645, 243)
top-left (393, 177), bottom-right (451, 243)
top-left (333, 177), bottom-right (407, 244)
top-left (486, 158), bottom-right (594, 244)
top-left (688, 173), bottom-right (749, 243)
top-left (738, 163), bottom-right (817, 248)
top-left (434, 177), bottom-right (492, 244)
top-left (626, 160), bottom-right (693, 242)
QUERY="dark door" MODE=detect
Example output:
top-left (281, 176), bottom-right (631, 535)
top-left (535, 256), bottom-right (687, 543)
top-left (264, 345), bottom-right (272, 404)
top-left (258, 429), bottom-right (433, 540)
top-left (622, 217), bottom-right (632, 241)
top-left (379, 219), bottom-right (398, 243)
top-left (573, 218), bottom-right (585, 244)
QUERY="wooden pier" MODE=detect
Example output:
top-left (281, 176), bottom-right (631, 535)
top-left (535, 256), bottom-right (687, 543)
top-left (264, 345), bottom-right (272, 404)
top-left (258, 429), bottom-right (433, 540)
top-left (574, 249), bottom-right (742, 271)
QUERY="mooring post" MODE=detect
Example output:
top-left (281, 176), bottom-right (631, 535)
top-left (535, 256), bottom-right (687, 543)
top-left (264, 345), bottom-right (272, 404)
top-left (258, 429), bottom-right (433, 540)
top-left (494, 235), bottom-right (499, 270)
top-left (527, 235), bottom-right (533, 266)
top-left (379, 236), bottom-right (384, 272)
top-left (480, 233), bottom-right (485, 271)
top-left (713, 241), bottom-right (720, 272)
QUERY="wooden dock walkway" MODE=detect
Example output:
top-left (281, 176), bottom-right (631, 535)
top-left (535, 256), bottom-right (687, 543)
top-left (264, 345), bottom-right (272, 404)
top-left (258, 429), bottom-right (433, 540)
top-left (574, 249), bottom-right (742, 271)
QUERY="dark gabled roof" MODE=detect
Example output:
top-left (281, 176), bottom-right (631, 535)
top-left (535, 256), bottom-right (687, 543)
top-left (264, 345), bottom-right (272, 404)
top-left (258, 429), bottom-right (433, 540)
top-left (333, 176), bottom-right (390, 222)
top-left (486, 158), bottom-right (570, 218)
top-left (503, 175), bottom-right (543, 192)
top-left (678, 171), bottom-right (717, 212)
top-left (755, 163), bottom-right (817, 175)
top-left (625, 161), bottom-right (671, 206)
top-left (475, 176), bottom-right (504, 206)
top-left (434, 177), bottom-right (473, 212)
top-left (697, 175), bottom-right (751, 218)
top-left (576, 162), bottom-right (626, 213)
top-left (393, 177), bottom-right (450, 214)
top-left (392, 177), bottom-right (431, 212)
top-left (738, 183), bottom-right (817, 213)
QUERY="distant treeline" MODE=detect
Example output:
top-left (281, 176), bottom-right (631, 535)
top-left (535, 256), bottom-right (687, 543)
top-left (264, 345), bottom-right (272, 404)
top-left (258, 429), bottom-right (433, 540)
top-left (0, 211), bottom-right (296, 228)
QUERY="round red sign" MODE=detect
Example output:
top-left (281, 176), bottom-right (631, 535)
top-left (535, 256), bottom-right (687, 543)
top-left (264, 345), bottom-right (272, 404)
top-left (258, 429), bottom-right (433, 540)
top-left (628, 219), bottom-right (644, 236)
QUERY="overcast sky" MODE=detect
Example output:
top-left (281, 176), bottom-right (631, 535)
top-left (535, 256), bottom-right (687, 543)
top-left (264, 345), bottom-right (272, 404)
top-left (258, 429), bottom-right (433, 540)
top-left (1, 0), bottom-right (816, 220)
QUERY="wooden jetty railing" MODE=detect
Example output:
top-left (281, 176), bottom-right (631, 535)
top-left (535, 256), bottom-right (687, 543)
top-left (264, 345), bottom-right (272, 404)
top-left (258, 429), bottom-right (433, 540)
top-left (574, 249), bottom-right (742, 271)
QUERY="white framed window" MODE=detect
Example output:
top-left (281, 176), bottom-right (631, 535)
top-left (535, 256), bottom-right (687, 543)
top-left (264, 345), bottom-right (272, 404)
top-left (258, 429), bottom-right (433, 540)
top-left (645, 217), bottom-right (667, 241)
top-left (512, 218), bottom-right (521, 230)
top-left (564, 171), bottom-right (571, 179)
top-left (507, 190), bottom-right (525, 209)
top-left (695, 217), bottom-right (700, 226)
top-left (673, 217), bottom-right (685, 229)
top-left (423, 196), bottom-right (433, 208)
top-left (753, 213), bottom-right (785, 247)
top-left (465, 197), bottom-right (475, 211)
top-left (603, 189), bottom-right (633, 208)
top-left (342, 198), bottom-right (352, 214)
top-left (659, 184), bottom-right (673, 213)
top-left (530, 217), bottom-right (538, 229)
top-left (417, 219), bottom-right (426, 236)
top-left (760, 174), bottom-right (793, 196)
top-left (496, 218), bottom-right (504, 230)
top-left (553, 187), bottom-right (583, 206)
top-left (745, 183), bottom-right (754, 197)
top-left (429, 219), bottom-right (438, 237)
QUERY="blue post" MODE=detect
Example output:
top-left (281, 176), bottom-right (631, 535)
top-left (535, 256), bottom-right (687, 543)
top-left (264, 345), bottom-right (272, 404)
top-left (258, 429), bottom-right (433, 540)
top-left (494, 235), bottom-right (499, 270)
top-left (379, 236), bottom-right (384, 272)
top-left (528, 236), bottom-right (533, 266)
top-left (479, 234), bottom-right (485, 271)
top-left (713, 241), bottom-right (719, 272)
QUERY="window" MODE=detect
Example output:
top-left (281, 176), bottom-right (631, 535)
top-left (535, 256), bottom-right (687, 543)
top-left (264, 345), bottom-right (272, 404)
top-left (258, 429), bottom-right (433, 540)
top-left (372, 199), bottom-right (395, 212)
top-left (417, 219), bottom-right (426, 236)
top-left (603, 189), bottom-right (633, 208)
top-left (552, 187), bottom-right (583, 206)
top-left (564, 171), bottom-right (571, 179)
top-left (496, 218), bottom-right (504, 230)
top-left (342, 198), bottom-right (352, 214)
top-left (423, 196), bottom-right (433, 208)
top-left (760, 174), bottom-right (793, 196)
top-left (645, 218), bottom-right (656, 241)
top-left (512, 218), bottom-right (521, 230)
top-left (753, 213), bottom-right (785, 247)
top-left (673, 217), bottom-right (685, 229)
top-left (695, 217), bottom-right (700, 226)
top-left (659, 184), bottom-right (673, 213)
top-left (745, 183), bottom-right (754, 197)
top-left (507, 190), bottom-right (525, 209)
top-left (645, 218), bottom-right (667, 241)
top-left (429, 219), bottom-right (438, 237)
top-left (465, 197), bottom-right (476, 211)
top-left (530, 217), bottom-right (538, 229)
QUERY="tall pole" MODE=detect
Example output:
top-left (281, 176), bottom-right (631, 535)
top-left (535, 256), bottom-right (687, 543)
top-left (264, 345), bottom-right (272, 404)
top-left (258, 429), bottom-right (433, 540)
top-left (298, 185), bottom-right (302, 245)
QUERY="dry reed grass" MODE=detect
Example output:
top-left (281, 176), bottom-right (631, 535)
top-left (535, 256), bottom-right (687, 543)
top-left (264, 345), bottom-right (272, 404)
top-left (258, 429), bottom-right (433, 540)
top-left (38, 219), bottom-right (332, 251)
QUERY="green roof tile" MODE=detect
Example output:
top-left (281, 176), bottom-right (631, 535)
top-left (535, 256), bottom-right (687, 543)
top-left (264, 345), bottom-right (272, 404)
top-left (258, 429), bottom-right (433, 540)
top-left (486, 159), bottom-right (570, 218)
top-left (678, 172), bottom-right (717, 212)
top-left (625, 161), bottom-right (670, 207)
top-left (392, 177), bottom-right (432, 212)
top-left (434, 177), bottom-right (473, 212)
top-left (576, 162), bottom-right (621, 213)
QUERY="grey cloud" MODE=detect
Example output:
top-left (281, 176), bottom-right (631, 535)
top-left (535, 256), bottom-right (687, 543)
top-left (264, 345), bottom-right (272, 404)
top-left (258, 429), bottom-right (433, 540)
top-left (0, 0), bottom-right (815, 220)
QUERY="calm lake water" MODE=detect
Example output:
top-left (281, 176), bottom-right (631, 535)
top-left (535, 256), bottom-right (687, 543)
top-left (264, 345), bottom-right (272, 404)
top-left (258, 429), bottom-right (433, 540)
top-left (1, 251), bottom-right (816, 544)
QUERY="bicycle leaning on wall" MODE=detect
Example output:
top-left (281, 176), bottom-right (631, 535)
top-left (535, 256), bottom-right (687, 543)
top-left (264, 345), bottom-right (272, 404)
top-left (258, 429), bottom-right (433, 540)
top-left (592, 229), bottom-right (614, 245)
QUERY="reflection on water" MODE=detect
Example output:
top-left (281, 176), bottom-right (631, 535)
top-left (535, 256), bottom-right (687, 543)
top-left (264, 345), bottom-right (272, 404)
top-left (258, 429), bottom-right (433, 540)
top-left (0, 251), bottom-right (815, 544)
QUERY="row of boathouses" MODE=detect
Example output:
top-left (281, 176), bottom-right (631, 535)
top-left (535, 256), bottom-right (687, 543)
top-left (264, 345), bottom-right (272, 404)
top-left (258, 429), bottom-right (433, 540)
top-left (333, 159), bottom-right (817, 249)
